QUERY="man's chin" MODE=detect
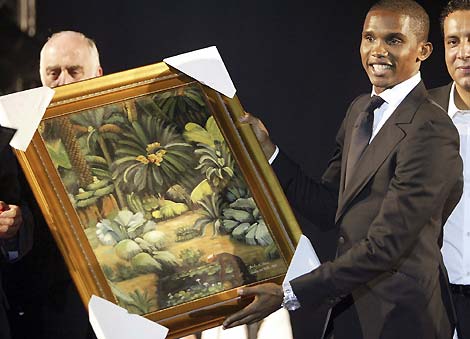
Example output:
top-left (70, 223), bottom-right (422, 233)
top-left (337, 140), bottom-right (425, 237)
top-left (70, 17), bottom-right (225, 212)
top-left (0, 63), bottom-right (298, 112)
top-left (369, 79), bottom-right (395, 93)
top-left (456, 80), bottom-right (470, 93)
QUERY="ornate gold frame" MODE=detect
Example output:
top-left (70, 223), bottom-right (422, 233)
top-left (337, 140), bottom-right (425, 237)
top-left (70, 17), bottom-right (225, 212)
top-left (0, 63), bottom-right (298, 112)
top-left (15, 62), bottom-right (301, 338)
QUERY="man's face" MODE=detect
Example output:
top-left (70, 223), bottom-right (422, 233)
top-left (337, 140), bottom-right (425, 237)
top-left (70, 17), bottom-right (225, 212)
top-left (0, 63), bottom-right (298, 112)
top-left (444, 10), bottom-right (470, 93)
top-left (40, 34), bottom-right (102, 88)
top-left (360, 9), bottom-right (430, 93)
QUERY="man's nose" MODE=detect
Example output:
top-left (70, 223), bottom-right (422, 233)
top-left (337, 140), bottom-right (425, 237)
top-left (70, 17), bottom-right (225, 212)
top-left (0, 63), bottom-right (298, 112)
top-left (371, 40), bottom-right (388, 57)
top-left (56, 70), bottom-right (73, 86)
top-left (457, 41), bottom-right (470, 59)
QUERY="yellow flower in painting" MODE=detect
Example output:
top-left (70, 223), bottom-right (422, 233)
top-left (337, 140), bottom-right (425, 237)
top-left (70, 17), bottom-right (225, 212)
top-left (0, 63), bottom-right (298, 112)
top-left (148, 154), bottom-right (157, 163)
top-left (135, 155), bottom-right (149, 164)
top-left (146, 141), bottom-right (161, 154)
top-left (147, 149), bottom-right (167, 166)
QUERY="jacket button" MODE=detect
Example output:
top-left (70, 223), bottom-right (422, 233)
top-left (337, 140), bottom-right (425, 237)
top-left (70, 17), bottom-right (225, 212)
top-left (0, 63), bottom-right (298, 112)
top-left (328, 297), bottom-right (337, 305)
top-left (338, 236), bottom-right (345, 245)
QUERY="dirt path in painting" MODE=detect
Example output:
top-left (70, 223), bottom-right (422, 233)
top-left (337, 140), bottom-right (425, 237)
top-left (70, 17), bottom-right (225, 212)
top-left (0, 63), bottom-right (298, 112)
top-left (155, 211), bottom-right (286, 278)
top-left (91, 210), bottom-right (286, 313)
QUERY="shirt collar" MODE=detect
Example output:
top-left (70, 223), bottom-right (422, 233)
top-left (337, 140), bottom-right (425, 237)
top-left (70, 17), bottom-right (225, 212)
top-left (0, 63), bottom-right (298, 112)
top-left (371, 72), bottom-right (421, 107)
top-left (448, 82), bottom-right (470, 118)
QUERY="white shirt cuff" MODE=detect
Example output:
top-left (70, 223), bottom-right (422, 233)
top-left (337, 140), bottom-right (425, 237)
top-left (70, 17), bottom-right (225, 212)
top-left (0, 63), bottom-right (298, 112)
top-left (268, 146), bottom-right (279, 164)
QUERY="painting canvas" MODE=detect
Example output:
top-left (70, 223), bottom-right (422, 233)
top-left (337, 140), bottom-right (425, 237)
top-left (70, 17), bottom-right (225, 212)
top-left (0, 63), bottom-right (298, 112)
top-left (15, 62), bottom-right (301, 337)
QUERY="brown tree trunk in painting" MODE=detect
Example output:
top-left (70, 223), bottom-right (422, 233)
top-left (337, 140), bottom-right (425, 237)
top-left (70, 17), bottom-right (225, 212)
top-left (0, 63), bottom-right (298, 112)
top-left (77, 195), bottom-right (118, 229)
top-left (96, 134), bottom-right (126, 209)
top-left (77, 205), bottom-right (101, 229)
top-left (56, 117), bottom-right (93, 188)
top-left (100, 194), bottom-right (119, 218)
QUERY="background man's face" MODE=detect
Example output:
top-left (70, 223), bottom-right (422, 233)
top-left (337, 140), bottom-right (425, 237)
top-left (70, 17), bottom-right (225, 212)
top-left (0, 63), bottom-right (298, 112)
top-left (40, 34), bottom-right (101, 88)
top-left (444, 10), bottom-right (470, 93)
top-left (360, 10), bottom-right (424, 93)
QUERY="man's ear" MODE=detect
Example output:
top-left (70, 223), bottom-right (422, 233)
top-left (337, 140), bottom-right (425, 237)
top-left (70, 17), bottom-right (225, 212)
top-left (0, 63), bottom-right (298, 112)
top-left (96, 66), bottom-right (103, 77)
top-left (417, 42), bottom-right (433, 62)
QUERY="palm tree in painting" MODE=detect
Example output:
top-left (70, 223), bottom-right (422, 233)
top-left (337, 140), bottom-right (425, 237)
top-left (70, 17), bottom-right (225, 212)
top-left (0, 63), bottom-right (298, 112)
top-left (136, 84), bottom-right (209, 130)
top-left (70, 106), bottom-right (126, 165)
top-left (112, 114), bottom-right (197, 197)
top-left (53, 117), bottom-right (94, 189)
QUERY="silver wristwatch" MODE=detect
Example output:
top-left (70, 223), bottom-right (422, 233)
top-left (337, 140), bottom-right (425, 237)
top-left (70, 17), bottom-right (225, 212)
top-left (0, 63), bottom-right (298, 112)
top-left (281, 283), bottom-right (301, 311)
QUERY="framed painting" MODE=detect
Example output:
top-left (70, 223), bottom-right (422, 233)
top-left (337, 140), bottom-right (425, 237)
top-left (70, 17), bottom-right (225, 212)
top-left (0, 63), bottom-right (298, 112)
top-left (15, 61), bottom-right (301, 338)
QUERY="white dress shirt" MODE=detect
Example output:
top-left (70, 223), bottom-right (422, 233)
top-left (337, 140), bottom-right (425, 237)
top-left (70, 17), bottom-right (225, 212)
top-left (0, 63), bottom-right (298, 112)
top-left (442, 83), bottom-right (470, 285)
top-left (370, 72), bottom-right (422, 141)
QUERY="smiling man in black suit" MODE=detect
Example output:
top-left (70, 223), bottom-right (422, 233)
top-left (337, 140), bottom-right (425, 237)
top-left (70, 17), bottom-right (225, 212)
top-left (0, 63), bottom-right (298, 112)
top-left (223, 1), bottom-right (463, 338)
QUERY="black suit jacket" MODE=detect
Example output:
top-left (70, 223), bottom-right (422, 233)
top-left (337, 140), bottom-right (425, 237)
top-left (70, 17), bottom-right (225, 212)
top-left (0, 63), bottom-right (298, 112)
top-left (428, 84), bottom-right (460, 239)
top-left (0, 127), bottom-right (34, 339)
top-left (0, 127), bottom-right (33, 265)
top-left (428, 83), bottom-right (452, 111)
top-left (274, 82), bottom-right (463, 339)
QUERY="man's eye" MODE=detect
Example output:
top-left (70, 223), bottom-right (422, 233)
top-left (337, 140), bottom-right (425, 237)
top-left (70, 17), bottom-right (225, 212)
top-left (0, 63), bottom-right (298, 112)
top-left (447, 39), bottom-right (458, 46)
top-left (69, 69), bottom-right (82, 77)
top-left (364, 35), bottom-right (374, 42)
top-left (389, 38), bottom-right (402, 45)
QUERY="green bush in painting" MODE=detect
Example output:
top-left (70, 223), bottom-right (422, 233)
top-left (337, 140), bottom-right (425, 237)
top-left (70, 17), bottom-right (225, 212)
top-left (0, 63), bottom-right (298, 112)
top-left (220, 197), bottom-right (274, 246)
top-left (96, 210), bottom-right (156, 245)
top-left (193, 194), bottom-right (225, 237)
top-left (112, 115), bottom-right (196, 195)
top-left (184, 116), bottom-right (235, 189)
top-left (141, 85), bottom-right (209, 130)
top-left (175, 226), bottom-right (200, 242)
top-left (179, 248), bottom-right (204, 267)
top-left (96, 210), bottom-right (179, 274)
top-left (124, 289), bottom-right (157, 315)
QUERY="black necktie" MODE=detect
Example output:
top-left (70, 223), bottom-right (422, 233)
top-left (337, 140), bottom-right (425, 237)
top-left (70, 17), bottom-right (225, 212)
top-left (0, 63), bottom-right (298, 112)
top-left (345, 95), bottom-right (385, 188)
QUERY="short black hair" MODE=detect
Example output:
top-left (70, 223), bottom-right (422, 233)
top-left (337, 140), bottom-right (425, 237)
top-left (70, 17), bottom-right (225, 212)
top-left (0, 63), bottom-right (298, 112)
top-left (369, 0), bottom-right (430, 42)
top-left (440, 0), bottom-right (470, 33)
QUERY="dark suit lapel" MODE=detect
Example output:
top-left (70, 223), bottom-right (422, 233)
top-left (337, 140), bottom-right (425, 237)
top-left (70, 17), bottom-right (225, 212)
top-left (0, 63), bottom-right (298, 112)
top-left (336, 82), bottom-right (427, 223)
top-left (337, 95), bottom-right (369, 211)
top-left (428, 83), bottom-right (452, 111)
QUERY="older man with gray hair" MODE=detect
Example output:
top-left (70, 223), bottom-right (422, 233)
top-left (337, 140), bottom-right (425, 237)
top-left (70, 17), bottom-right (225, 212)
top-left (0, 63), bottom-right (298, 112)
top-left (6, 30), bottom-right (102, 339)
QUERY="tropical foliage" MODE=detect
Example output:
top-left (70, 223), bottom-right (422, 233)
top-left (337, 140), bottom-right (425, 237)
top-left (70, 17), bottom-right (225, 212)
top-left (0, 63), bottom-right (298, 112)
top-left (41, 84), bottom-right (286, 315)
top-left (195, 142), bottom-right (234, 188)
top-left (221, 197), bottom-right (274, 246)
top-left (138, 85), bottom-right (209, 130)
top-left (96, 210), bottom-right (178, 273)
top-left (126, 289), bottom-right (157, 314)
top-left (184, 116), bottom-right (235, 188)
top-left (113, 115), bottom-right (196, 194)
top-left (96, 210), bottom-right (156, 245)
top-left (70, 106), bottom-right (126, 162)
top-left (193, 194), bottom-right (225, 237)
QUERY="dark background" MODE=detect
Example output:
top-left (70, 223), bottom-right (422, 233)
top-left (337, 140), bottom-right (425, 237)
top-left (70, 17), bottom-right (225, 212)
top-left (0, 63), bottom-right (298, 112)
top-left (30, 0), bottom-right (450, 260)
top-left (0, 0), bottom-right (454, 337)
